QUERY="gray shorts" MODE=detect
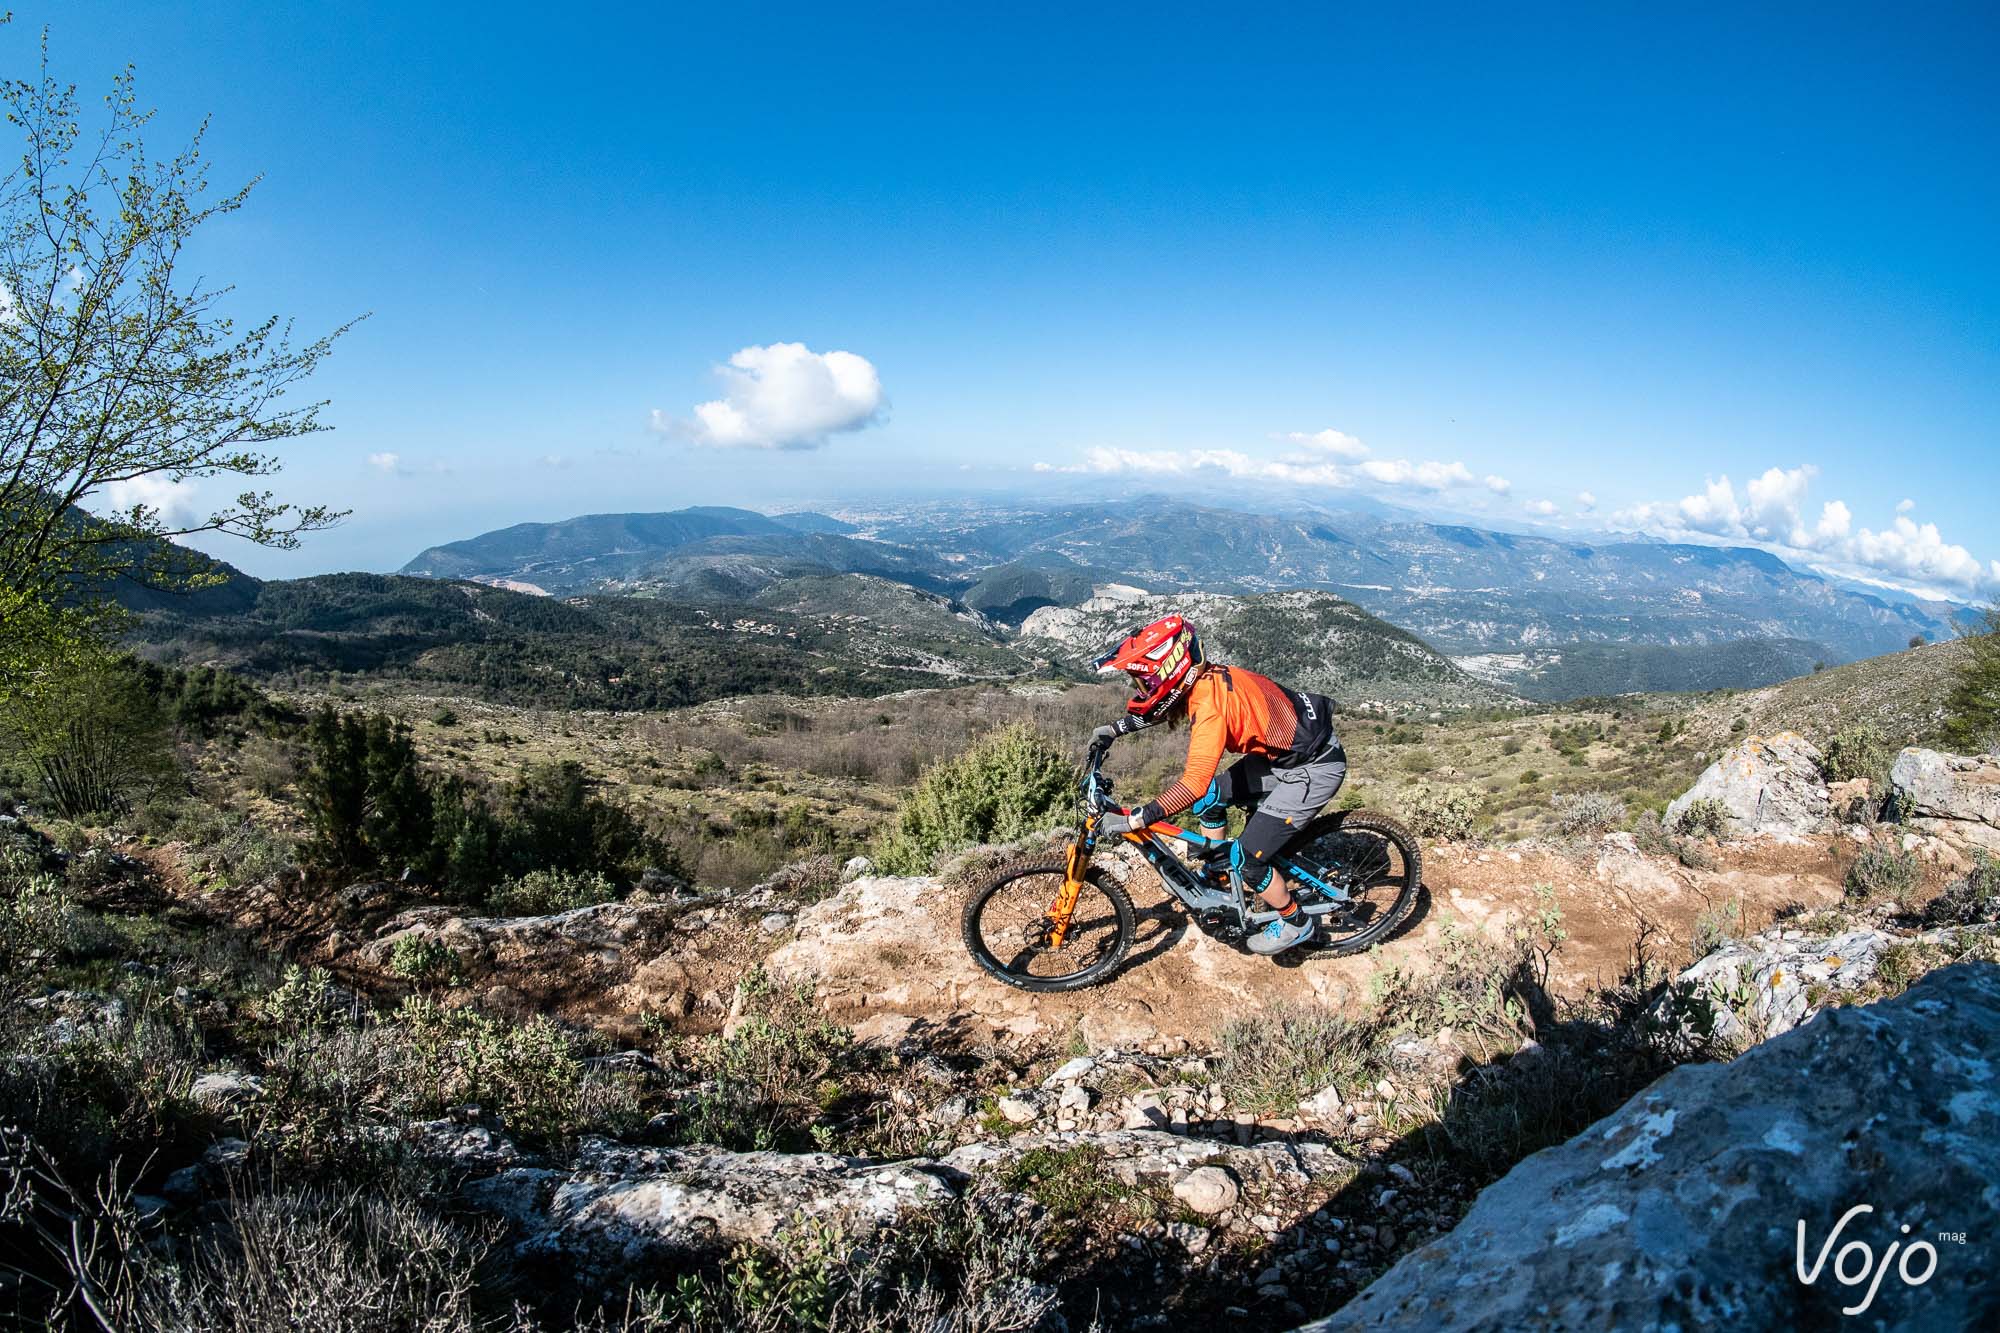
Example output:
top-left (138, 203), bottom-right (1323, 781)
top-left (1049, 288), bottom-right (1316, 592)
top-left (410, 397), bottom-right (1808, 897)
top-left (1212, 749), bottom-right (1348, 871)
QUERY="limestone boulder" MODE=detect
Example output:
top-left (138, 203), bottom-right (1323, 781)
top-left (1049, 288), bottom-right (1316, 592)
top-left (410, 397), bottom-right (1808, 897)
top-left (1650, 925), bottom-right (1901, 1046)
top-left (465, 1138), bottom-right (960, 1278)
top-left (1296, 963), bottom-right (2000, 1331)
top-left (1665, 732), bottom-right (1831, 839)
top-left (1890, 747), bottom-right (2000, 853)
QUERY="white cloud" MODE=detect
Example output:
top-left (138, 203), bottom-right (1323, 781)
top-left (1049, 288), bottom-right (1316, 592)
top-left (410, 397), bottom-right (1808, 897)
top-left (1043, 445), bottom-right (1502, 496)
top-left (1524, 498), bottom-right (1559, 516)
top-left (1354, 457), bottom-right (1474, 490)
top-left (1279, 428), bottom-right (1369, 460)
top-left (538, 454), bottom-right (571, 469)
top-left (655, 342), bottom-right (885, 450)
top-left (1613, 465), bottom-right (1997, 597)
top-left (1897, 498), bottom-right (1916, 514)
top-left (368, 452), bottom-right (450, 478)
top-left (101, 474), bottom-right (201, 531)
top-left (1576, 491), bottom-right (1597, 511)
top-left (1484, 475), bottom-right (1513, 495)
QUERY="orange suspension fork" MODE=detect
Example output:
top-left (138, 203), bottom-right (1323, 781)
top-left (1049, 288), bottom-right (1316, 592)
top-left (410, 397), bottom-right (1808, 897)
top-left (1046, 839), bottom-right (1090, 947)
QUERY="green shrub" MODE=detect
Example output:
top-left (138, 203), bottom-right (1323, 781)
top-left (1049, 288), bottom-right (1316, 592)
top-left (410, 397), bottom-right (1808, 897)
top-left (675, 970), bottom-right (860, 1151)
top-left (303, 707), bottom-right (678, 895)
top-left (1821, 723), bottom-right (1890, 785)
top-left (1923, 854), bottom-right (2000, 926)
top-left (1217, 1003), bottom-right (1372, 1114)
top-left (299, 707), bottom-right (434, 876)
top-left (641, 1202), bottom-right (1057, 1333)
top-left (1633, 809), bottom-right (1716, 869)
top-left (999, 1144), bottom-right (1130, 1223)
top-left (1943, 606), bottom-right (2000, 752)
top-left (1845, 846), bottom-right (1920, 902)
top-left (386, 934), bottom-right (459, 984)
top-left (876, 724), bottom-right (1072, 874)
top-left (1550, 791), bottom-right (1626, 839)
top-left (393, 997), bottom-right (631, 1143)
top-left (1672, 796), bottom-right (1730, 839)
top-left (0, 652), bottom-right (175, 818)
top-left (486, 867), bottom-right (618, 916)
top-left (1399, 782), bottom-right (1481, 840)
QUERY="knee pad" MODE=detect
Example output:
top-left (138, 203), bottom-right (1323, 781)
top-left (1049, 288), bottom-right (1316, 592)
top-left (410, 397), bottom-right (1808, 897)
top-left (1228, 838), bottom-right (1275, 892)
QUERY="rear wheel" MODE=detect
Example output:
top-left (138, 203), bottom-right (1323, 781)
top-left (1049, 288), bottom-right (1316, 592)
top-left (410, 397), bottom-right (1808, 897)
top-left (962, 857), bottom-right (1135, 992)
top-left (1280, 810), bottom-right (1422, 957)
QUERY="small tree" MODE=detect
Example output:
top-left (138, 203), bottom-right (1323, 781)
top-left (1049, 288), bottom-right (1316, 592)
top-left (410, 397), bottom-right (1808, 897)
top-left (0, 32), bottom-right (353, 611)
top-left (0, 651), bottom-right (171, 815)
top-left (1944, 607), bottom-right (2000, 753)
top-left (878, 724), bottom-right (1073, 874)
top-left (298, 707), bottom-right (434, 875)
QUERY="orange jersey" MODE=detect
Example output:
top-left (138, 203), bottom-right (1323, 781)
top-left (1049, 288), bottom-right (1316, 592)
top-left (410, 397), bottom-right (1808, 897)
top-left (1151, 666), bottom-right (1332, 819)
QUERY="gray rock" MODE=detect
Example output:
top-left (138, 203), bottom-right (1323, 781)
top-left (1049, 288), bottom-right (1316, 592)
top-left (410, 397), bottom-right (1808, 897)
top-left (1665, 732), bottom-right (1831, 838)
top-left (758, 912), bottom-right (793, 935)
top-left (203, 1138), bottom-right (251, 1170)
top-left (409, 1118), bottom-right (524, 1171)
top-left (1891, 747), bottom-right (2000, 852)
top-left (1652, 926), bottom-right (1900, 1046)
top-left (950, 1128), bottom-right (1350, 1201)
top-left (1045, 1056), bottom-right (1097, 1085)
top-left (996, 1094), bottom-right (1040, 1125)
top-left (466, 1139), bottom-right (958, 1277)
top-left (1294, 964), bottom-right (2000, 1332)
top-left (841, 856), bottom-right (874, 882)
top-left (189, 1071), bottom-right (265, 1111)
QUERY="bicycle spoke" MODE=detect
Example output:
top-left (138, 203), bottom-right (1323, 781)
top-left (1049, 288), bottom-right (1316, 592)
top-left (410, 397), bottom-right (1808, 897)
top-left (971, 870), bottom-right (1125, 982)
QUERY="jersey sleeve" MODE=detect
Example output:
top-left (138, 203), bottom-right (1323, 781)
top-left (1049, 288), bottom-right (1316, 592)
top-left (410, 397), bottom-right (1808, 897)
top-left (1142, 706), bottom-right (1227, 823)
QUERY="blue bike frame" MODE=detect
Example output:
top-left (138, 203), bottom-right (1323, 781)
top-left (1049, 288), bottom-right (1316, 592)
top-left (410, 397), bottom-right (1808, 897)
top-left (1084, 766), bottom-right (1349, 932)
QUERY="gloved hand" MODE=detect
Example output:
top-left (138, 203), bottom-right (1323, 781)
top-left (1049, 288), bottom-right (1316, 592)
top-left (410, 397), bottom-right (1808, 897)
top-left (1096, 807), bottom-right (1142, 836)
top-left (1088, 723), bottom-right (1118, 757)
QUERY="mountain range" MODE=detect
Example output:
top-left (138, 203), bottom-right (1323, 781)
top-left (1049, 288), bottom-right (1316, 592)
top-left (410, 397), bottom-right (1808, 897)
top-left (398, 496), bottom-right (1963, 666)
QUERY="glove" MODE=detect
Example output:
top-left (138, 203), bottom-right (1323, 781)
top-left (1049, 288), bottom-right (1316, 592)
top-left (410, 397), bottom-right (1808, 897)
top-left (1088, 723), bottom-right (1118, 754)
top-left (1096, 807), bottom-right (1142, 836)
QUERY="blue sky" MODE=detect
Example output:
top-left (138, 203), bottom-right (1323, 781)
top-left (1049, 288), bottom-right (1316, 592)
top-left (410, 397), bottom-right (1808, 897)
top-left (20, 3), bottom-right (2000, 597)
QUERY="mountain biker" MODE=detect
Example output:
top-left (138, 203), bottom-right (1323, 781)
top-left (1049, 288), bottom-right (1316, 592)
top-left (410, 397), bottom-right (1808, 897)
top-left (1089, 614), bottom-right (1347, 956)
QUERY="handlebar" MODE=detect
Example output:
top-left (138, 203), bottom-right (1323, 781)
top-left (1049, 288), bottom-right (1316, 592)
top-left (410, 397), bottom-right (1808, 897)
top-left (1081, 743), bottom-right (1114, 814)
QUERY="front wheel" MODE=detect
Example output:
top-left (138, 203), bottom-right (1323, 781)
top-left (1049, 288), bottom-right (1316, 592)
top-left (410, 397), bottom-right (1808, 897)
top-left (962, 857), bottom-right (1136, 992)
top-left (1282, 810), bottom-right (1422, 957)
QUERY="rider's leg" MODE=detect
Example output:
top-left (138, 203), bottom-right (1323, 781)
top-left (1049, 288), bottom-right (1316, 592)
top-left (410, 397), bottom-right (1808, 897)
top-left (1239, 811), bottom-right (1312, 955)
top-left (1194, 758), bottom-right (1267, 881)
top-left (1240, 754), bottom-right (1349, 956)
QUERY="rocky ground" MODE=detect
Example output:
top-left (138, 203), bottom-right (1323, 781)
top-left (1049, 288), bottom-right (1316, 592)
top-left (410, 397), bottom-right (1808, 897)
top-left (11, 732), bottom-right (1998, 1328)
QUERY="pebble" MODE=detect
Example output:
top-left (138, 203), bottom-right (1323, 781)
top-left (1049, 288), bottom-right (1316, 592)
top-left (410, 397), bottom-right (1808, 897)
top-left (1171, 1166), bottom-right (1239, 1216)
top-left (1049, 1056), bottom-right (1096, 1083)
top-left (996, 1095), bottom-right (1039, 1125)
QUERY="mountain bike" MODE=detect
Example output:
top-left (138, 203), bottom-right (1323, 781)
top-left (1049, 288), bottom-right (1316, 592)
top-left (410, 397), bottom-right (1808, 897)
top-left (961, 747), bottom-right (1422, 992)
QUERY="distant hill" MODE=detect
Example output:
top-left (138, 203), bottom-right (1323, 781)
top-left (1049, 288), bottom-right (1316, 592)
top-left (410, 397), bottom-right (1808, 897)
top-left (130, 572), bottom-right (1060, 710)
top-left (862, 497), bottom-right (1958, 663)
top-left (400, 507), bottom-right (944, 598)
top-left (959, 552), bottom-right (1122, 625)
top-left (1453, 637), bottom-right (1833, 702)
top-left (1685, 637), bottom-right (1978, 752)
top-left (1018, 588), bottom-right (1522, 714)
top-left (396, 498), bottom-right (1964, 693)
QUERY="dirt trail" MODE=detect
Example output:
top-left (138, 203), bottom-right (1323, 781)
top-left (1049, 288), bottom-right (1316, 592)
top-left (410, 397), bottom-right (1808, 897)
top-left (767, 836), bottom-right (1852, 1052)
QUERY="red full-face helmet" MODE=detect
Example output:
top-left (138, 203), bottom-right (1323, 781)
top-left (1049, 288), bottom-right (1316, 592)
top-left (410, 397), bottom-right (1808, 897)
top-left (1094, 614), bottom-right (1204, 721)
